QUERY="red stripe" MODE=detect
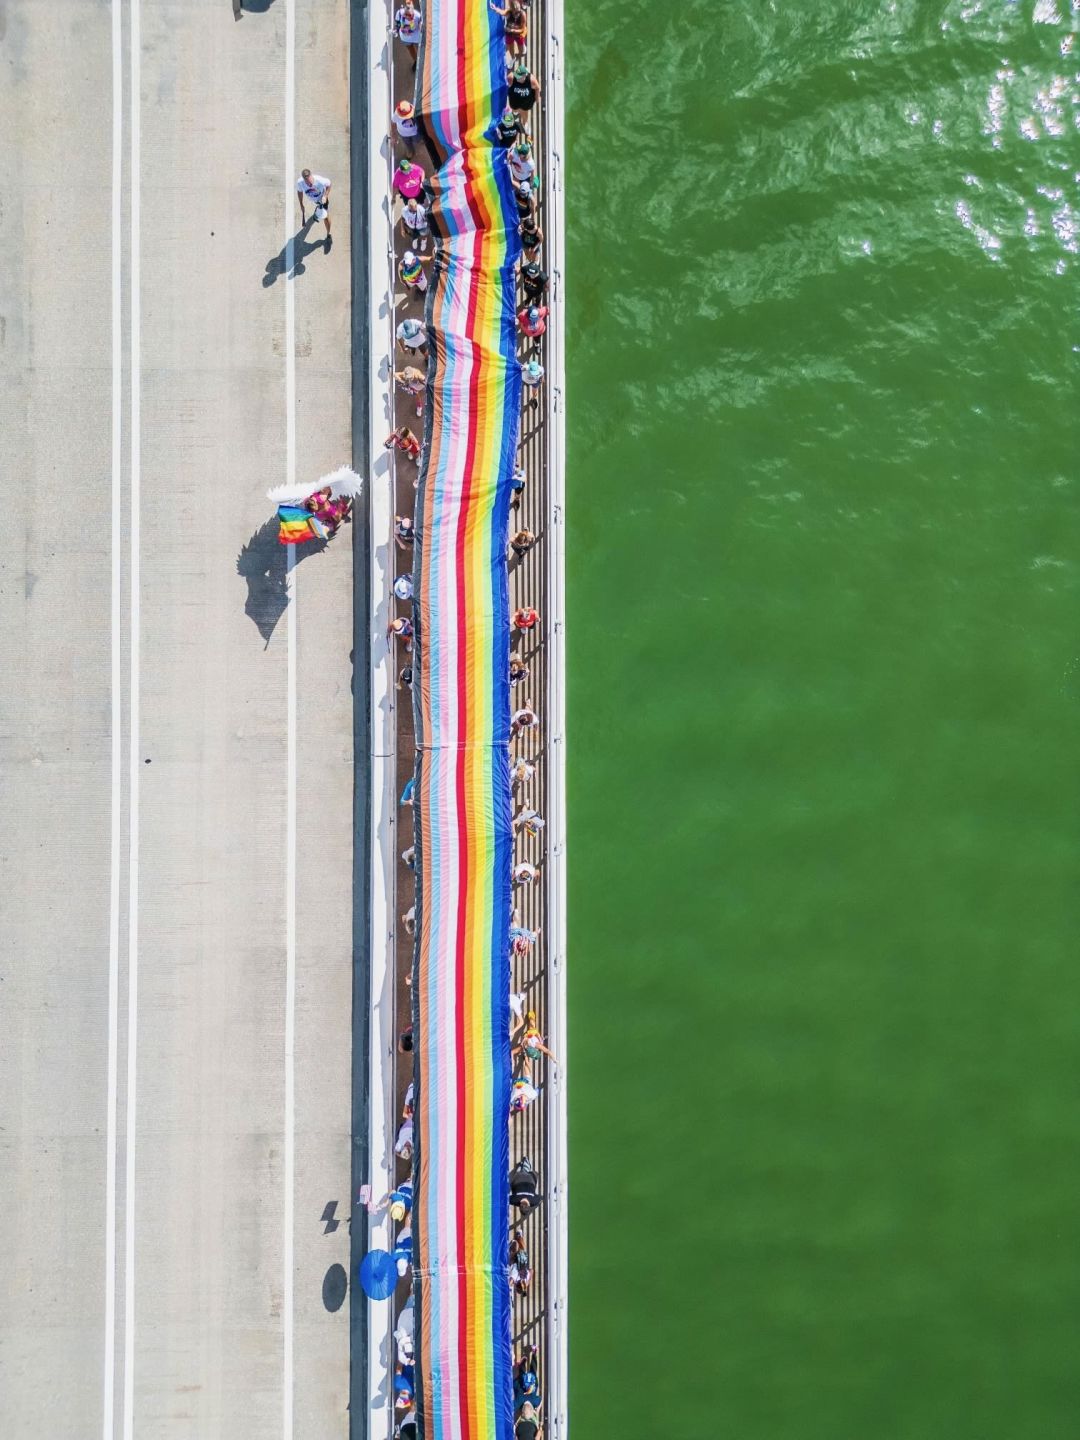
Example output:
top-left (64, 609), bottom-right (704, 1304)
top-left (452, 0), bottom-right (475, 1413)
top-left (451, 135), bottom-right (494, 1440)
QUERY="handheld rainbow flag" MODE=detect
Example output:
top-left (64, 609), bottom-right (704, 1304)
top-left (276, 504), bottom-right (318, 545)
top-left (267, 466), bottom-right (362, 546)
top-left (410, 3), bottom-right (523, 1438)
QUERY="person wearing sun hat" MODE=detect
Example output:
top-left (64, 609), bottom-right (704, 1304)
top-left (388, 1192), bottom-right (411, 1224)
top-left (507, 59), bottom-right (540, 123)
top-left (391, 98), bottom-right (419, 153)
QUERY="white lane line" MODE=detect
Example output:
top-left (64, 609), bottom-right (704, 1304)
top-left (122, 0), bottom-right (141, 1433)
top-left (103, 0), bottom-right (123, 1435)
top-left (283, 2), bottom-right (296, 1438)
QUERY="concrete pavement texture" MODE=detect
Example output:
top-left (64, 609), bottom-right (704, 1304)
top-left (0, 1), bottom-right (356, 1436)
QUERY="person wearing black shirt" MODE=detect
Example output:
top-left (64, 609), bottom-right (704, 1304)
top-left (520, 261), bottom-right (548, 305)
top-left (494, 107), bottom-right (525, 147)
top-left (515, 1402), bottom-right (542, 1440)
top-left (519, 214), bottom-right (543, 258)
top-left (507, 62), bottom-right (541, 121)
top-left (509, 1155), bottom-right (542, 1213)
top-left (514, 182), bottom-right (535, 223)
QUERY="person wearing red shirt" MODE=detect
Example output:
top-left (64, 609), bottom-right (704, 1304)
top-left (517, 304), bottom-right (547, 339)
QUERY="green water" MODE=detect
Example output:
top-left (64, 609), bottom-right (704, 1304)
top-left (566, 3), bottom-right (1080, 1434)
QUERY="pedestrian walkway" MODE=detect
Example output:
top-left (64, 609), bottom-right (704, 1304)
top-left (380, 0), bottom-right (562, 1433)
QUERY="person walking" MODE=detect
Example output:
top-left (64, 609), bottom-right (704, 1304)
top-left (513, 1350), bottom-right (543, 1417)
top-left (517, 303), bottom-right (547, 340)
top-left (513, 181), bottom-right (535, 225)
top-left (514, 806), bottom-right (545, 838)
top-left (514, 1374), bottom-right (543, 1422)
top-left (509, 919), bottom-right (539, 955)
top-left (510, 755), bottom-right (535, 787)
top-left (396, 316), bottom-right (428, 357)
top-left (511, 704), bottom-right (538, 737)
top-left (399, 248), bottom-right (433, 296)
top-left (512, 1010), bottom-right (556, 1077)
top-left (520, 259), bottom-right (548, 305)
top-left (509, 139), bottom-right (536, 189)
top-left (394, 0), bottom-right (423, 65)
top-left (399, 196), bottom-right (430, 253)
top-left (519, 210), bottom-right (543, 257)
top-left (512, 604), bottom-right (539, 632)
top-left (509, 527), bottom-right (535, 558)
top-left (509, 1230), bottom-right (532, 1296)
top-left (507, 60), bottom-right (541, 124)
top-left (389, 616), bottom-right (414, 652)
top-left (510, 464), bottom-right (527, 509)
top-left (490, 0), bottom-right (527, 56)
top-left (395, 367), bottom-right (426, 417)
top-left (392, 99), bottom-right (419, 154)
top-left (392, 158), bottom-right (426, 202)
top-left (510, 1075), bottom-right (540, 1116)
top-left (296, 169), bottom-right (332, 244)
top-left (521, 358), bottom-right (544, 392)
top-left (515, 1401), bottom-right (542, 1440)
top-left (508, 1156), bottom-right (542, 1213)
top-left (385, 425), bottom-right (422, 462)
top-left (494, 106), bottom-right (526, 148)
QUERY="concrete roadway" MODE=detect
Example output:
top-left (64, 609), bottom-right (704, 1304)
top-left (0, 1), bottom-right (355, 1436)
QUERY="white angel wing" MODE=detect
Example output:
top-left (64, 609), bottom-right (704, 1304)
top-left (266, 466), bottom-right (363, 506)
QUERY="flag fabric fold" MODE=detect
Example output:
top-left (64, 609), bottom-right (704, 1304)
top-left (410, 3), bottom-right (522, 1437)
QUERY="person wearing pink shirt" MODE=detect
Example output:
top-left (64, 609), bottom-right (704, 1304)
top-left (392, 159), bottom-right (426, 202)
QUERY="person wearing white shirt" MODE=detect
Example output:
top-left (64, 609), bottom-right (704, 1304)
top-left (509, 140), bottom-right (536, 188)
top-left (399, 197), bottom-right (430, 253)
top-left (392, 100), bottom-right (420, 155)
top-left (394, 1), bottom-right (423, 67)
top-left (296, 168), bottom-right (333, 243)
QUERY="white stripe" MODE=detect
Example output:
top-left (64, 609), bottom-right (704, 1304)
top-left (122, 0), bottom-right (141, 1432)
top-left (103, 0), bottom-right (123, 1434)
top-left (283, 1), bottom-right (296, 1437)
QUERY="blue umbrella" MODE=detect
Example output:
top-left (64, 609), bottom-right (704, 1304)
top-left (359, 1248), bottom-right (398, 1301)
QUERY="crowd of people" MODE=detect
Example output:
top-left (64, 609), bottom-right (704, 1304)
top-left (384, 3), bottom-right (554, 1437)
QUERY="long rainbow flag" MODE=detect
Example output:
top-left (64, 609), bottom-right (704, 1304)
top-left (410, 2), bottom-right (522, 1437)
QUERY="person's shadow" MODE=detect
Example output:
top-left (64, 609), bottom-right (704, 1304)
top-left (236, 516), bottom-right (328, 644)
top-left (263, 220), bottom-right (328, 287)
